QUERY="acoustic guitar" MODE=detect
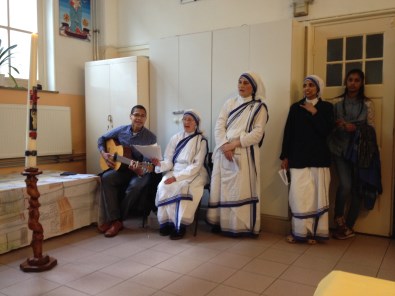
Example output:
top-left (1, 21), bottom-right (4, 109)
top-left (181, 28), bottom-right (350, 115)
top-left (100, 139), bottom-right (154, 173)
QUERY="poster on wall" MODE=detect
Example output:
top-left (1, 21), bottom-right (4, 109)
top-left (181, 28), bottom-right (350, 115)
top-left (59, 0), bottom-right (91, 41)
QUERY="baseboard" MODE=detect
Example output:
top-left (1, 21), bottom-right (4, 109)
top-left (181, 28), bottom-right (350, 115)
top-left (261, 214), bottom-right (291, 235)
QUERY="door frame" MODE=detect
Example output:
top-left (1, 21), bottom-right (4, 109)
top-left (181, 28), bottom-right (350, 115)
top-left (305, 11), bottom-right (395, 236)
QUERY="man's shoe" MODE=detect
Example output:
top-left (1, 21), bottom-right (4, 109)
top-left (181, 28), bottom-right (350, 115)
top-left (97, 222), bottom-right (111, 233)
top-left (104, 220), bottom-right (123, 237)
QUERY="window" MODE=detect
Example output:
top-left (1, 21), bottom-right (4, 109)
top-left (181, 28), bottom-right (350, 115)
top-left (325, 33), bottom-right (384, 87)
top-left (0, 0), bottom-right (37, 85)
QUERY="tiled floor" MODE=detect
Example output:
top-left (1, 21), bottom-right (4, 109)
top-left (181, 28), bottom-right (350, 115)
top-left (0, 219), bottom-right (394, 296)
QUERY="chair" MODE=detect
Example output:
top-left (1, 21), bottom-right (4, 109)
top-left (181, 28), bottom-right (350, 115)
top-left (142, 172), bottom-right (162, 227)
top-left (119, 172), bottom-right (161, 228)
top-left (193, 152), bottom-right (213, 236)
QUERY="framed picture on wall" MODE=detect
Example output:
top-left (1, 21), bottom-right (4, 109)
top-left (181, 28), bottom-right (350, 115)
top-left (59, 0), bottom-right (91, 41)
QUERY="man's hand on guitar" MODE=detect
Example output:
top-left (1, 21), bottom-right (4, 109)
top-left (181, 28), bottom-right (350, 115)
top-left (128, 160), bottom-right (154, 176)
top-left (101, 151), bottom-right (116, 169)
top-left (128, 160), bottom-right (140, 175)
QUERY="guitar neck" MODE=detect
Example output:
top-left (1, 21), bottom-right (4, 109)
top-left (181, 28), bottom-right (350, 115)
top-left (115, 154), bottom-right (133, 166)
top-left (114, 154), bottom-right (153, 171)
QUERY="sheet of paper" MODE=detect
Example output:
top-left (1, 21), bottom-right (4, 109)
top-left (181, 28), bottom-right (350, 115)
top-left (278, 169), bottom-right (290, 186)
top-left (133, 144), bottom-right (163, 160)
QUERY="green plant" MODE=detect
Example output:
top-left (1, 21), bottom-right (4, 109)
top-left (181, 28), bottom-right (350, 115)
top-left (0, 38), bottom-right (20, 87)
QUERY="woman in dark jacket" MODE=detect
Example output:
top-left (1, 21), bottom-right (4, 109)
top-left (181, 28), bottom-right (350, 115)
top-left (280, 75), bottom-right (334, 244)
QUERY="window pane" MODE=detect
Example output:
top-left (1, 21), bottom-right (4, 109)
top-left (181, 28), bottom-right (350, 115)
top-left (0, 28), bottom-right (8, 46)
top-left (346, 36), bottom-right (363, 60)
top-left (326, 64), bottom-right (342, 86)
top-left (365, 61), bottom-right (383, 84)
top-left (345, 62), bottom-right (362, 76)
top-left (9, 0), bottom-right (37, 32)
top-left (0, 0), bottom-right (8, 26)
top-left (0, 28), bottom-right (9, 75)
top-left (366, 34), bottom-right (383, 58)
top-left (327, 39), bottom-right (343, 62)
top-left (10, 31), bottom-right (31, 79)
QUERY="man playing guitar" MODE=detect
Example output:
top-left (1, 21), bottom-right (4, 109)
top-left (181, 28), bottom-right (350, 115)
top-left (98, 105), bottom-right (157, 237)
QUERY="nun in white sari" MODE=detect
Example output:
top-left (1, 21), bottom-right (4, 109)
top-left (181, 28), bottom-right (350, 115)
top-left (280, 75), bottom-right (333, 244)
top-left (152, 110), bottom-right (209, 240)
top-left (206, 72), bottom-right (268, 237)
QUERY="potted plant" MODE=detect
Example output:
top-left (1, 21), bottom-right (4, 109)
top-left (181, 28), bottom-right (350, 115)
top-left (0, 38), bottom-right (19, 87)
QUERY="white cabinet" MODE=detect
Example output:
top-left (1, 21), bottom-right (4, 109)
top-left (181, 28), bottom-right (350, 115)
top-left (85, 56), bottom-right (149, 174)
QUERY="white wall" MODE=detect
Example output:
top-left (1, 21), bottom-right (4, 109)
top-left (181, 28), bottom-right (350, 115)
top-left (50, 0), bottom-right (395, 96)
top-left (116, 0), bottom-right (290, 47)
top-left (52, 1), bottom-right (93, 95)
top-left (104, 0), bottom-right (395, 48)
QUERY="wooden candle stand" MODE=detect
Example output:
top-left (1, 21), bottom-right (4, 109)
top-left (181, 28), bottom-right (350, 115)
top-left (20, 167), bottom-right (57, 272)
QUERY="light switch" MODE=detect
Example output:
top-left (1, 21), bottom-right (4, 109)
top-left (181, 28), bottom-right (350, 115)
top-left (293, 1), bottom-right (309, 17)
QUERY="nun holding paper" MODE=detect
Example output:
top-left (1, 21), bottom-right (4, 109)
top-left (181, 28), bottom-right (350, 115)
top-left (152, 109), bottom-right (209, 240)
top-left (280, 75), bottom-right (334, 244)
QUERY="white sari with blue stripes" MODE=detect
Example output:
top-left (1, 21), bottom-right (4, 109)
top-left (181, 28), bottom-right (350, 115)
top-left (289, 167), bottom-right (330, 241)
top-left (155, 131), bottom-right (208, 231)
top-left (207, 95), bottom-right (268, 236)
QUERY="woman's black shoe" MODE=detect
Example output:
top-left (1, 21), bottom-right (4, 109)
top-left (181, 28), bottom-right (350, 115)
top-left (159, 225), bottom-right (172, 236)
top-left (170, 227), bottom-right (186, 240)
top-left (211, 225), bottom-right (221, 233)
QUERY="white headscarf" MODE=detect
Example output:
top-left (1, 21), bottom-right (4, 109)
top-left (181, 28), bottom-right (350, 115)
top-left (304, 75), bottom-right (324, 98)
top-left (183, 109), bottom-right (202, 133)
top-left (240, 71), bottom-right (266, 100)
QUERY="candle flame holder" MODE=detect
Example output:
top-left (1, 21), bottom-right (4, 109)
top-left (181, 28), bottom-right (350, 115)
top-left (20, 168), bottom-right (57, 272)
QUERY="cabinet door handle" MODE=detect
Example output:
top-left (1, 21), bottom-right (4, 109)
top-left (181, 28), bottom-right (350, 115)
top-left (107, 115), bottom-right (113, 130)
top-left (172, 110), bottom-right (184, 115)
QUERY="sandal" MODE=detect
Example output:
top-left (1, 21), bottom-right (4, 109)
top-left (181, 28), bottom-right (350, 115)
top-left (307, 239), bottom-right (317, 245)
top-left (286, 235), bottom-right (296, 244)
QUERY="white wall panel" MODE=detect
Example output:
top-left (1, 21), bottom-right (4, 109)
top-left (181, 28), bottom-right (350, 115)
top-left (179, 32), bottom-right (212, 148)
top-left (211, 25), bottom-right (250, 151)
top-left (250, 20), bottom-right (304, 218)
top-left (149, 37), bottom-right (179, 151)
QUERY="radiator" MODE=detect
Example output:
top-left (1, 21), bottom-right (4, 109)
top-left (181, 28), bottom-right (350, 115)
top-left (0, 104), bottom-right (72, 158)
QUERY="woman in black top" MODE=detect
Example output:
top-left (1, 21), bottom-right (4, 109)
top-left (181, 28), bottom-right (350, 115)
top-left (280, 75), bottom-right (334, 244)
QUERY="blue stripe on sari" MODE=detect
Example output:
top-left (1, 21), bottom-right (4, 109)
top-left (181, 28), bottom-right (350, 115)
top-left (226, 100), bottom-right (258, 130)
top-left (172, 132), bottom-right (201, 163)
top-left (292, 206), bottom-right (329, 219)
top-left (157, 194), bottom-right (193, 207)
top-left (207, 197), bottom-right (259, 208)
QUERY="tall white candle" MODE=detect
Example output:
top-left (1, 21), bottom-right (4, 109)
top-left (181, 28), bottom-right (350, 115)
top-left (25, 33), bottom-right (38, 168)
top-left (28, 33), bottom-right (38, 88)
